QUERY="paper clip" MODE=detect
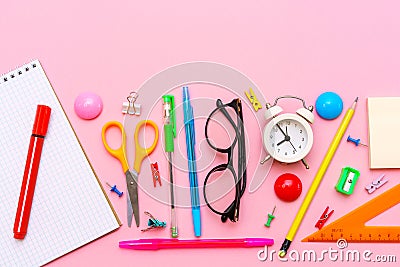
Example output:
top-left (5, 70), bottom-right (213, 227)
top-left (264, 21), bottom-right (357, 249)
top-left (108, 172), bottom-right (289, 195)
top-left (365, 174), bottom-right (389, 194)
top-left (245, 88), bottom-right (262, 112)
top-left (151, 162), bottom-right (161, 187)
top-left (315, 206), bottom-right (334, 230)
top-left (141, 211), bottom-right (166, 232)
top-left (122, 91), bottom-right (141, 115)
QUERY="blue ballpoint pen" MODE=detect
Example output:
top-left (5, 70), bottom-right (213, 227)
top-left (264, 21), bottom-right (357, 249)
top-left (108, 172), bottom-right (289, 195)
top-left (182, 86), bottom-right (201, 237)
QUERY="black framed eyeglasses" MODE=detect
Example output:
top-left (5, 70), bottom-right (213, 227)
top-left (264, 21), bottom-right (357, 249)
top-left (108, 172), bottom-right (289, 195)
top-left (203, 98), bottom-right (247, 223)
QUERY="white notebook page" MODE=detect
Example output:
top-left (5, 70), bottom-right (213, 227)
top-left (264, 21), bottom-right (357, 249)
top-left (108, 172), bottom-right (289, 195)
top-left (0, 60), bottom-right (120, 266)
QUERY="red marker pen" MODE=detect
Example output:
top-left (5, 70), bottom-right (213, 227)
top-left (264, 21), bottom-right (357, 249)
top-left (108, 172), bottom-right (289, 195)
top-left (13, 105), bottom-right (51, 239)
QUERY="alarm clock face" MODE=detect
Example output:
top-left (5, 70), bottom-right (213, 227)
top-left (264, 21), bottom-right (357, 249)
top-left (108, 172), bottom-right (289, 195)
top-left (263, 113), bottom-right (313, 163)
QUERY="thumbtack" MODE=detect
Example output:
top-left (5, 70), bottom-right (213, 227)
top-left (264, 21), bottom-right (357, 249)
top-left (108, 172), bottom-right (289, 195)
top-left (347, 135), bottom-right (368, 147)
top-left (264, 206), bottom-right (276, 228)
top-left (106, 182), bottom-right (123, 197)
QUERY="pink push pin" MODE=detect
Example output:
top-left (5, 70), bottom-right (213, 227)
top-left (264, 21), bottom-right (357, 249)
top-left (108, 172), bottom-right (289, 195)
top-left (74, 92), bottom-right (103, 120)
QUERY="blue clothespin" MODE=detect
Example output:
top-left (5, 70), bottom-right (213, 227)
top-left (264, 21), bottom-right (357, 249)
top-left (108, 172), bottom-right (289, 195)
top-left (141, 211), bottom-right (166, 232)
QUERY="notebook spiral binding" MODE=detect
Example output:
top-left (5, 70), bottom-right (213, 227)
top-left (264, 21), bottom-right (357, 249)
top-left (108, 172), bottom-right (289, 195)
top-left (0, 62), bottom-right (37, 84)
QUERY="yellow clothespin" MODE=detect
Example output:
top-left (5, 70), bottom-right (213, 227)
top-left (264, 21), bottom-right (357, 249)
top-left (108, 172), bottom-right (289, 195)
top-left (245, 88), bottom-right (262, 112)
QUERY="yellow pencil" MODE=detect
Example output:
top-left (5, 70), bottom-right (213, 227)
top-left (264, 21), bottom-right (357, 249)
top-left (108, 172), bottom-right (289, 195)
top-left (279, 97), bottom-right (359, 257)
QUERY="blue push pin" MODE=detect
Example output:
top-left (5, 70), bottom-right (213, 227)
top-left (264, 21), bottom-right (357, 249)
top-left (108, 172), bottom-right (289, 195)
top-left (106, 182), bottom-right (123, 197)
top-left (347, 135), bottom-right (368, 147)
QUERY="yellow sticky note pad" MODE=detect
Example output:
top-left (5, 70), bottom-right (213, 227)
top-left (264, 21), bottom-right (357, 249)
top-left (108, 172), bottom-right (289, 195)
top-left (367, 97), bottom-right (400, 169)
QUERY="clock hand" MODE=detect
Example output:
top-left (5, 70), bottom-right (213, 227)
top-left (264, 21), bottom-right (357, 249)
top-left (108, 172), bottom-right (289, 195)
top-left (276, 124), bottom-right (288, 138)
top-left (285, 126), bottom-right (297, 152)
top-left (276, 124), bottom-right (290, 147)
top-left (277, 139), bottom-right (286, 146)
top-left (276, 125), bottom-right (296, 151)
top-left (288, 140), bottom-right (297, 152)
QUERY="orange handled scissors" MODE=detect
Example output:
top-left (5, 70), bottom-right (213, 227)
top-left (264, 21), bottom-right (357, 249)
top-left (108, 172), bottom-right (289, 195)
top-left (102, 120), bottom-right (159, 227)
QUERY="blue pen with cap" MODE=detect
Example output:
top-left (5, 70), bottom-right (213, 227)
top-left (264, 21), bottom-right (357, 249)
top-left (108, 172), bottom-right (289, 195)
top-left (182, 86), bottom-right (202, 237)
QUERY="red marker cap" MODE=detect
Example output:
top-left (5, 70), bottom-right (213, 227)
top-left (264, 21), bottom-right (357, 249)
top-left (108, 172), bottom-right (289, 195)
top-left (32, 105), bottom-right (51, 136)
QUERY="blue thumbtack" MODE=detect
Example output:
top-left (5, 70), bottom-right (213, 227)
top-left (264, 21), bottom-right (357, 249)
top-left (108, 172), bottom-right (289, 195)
top-left (347, 135), bottom-right (368, 147)
top-left (106, 182), bottom-right (123, 197)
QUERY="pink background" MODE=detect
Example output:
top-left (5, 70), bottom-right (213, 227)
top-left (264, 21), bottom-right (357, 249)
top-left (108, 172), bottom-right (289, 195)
top-left (2, 1), bottom-right (400, 266)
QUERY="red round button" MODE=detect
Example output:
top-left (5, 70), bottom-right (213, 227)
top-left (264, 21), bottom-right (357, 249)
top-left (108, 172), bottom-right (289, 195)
top-left (274, 173), bottom-right (302, 202)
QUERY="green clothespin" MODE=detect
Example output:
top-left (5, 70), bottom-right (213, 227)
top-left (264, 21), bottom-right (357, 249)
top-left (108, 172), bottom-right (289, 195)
top-left (264, 206), bottom-right (276, 228)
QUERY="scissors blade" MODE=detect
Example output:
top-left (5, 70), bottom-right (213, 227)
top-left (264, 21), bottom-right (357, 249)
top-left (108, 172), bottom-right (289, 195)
top-left (126, 170), bottom-right (140, 227)
top-left (126, 190), bottom-right (133, 227)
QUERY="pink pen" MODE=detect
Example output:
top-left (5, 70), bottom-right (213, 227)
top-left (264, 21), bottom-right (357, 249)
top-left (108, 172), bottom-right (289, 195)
top-left (119, 238), bottom-right (274, 250)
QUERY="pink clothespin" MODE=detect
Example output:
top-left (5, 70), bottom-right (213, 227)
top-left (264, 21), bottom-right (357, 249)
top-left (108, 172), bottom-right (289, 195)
top-left (315, 206), bottom-right (334, 230)
top-left (365, 174), bottom-right (388, 194)
top-left (151, 162), bottom-right (161, 187)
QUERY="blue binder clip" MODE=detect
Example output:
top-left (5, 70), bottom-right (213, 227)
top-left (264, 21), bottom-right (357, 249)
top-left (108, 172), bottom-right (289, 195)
top-left (141, 211), bottom-right (166, 232)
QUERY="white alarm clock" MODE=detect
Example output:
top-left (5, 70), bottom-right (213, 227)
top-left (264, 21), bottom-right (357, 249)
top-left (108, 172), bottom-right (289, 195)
top-left (262, 96), bottom-right (314, 169)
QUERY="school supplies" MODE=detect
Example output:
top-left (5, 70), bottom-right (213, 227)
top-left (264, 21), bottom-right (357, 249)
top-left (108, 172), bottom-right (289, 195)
top-left (315, 92), bottom-right (343, 120)
top-left (365, 174), bottom-right (388, 194)
top-left (335, 167), bottom-right (360, 195)
top-left (264, 206), bottom-right (276, 228)
top-left (279, 98), bottom-right (358, 257)
top-left (162, 95), bottom-right (178, 237)
top-left (14, 105), bottom-right (51, 239)
top-left (245, 88), bottom-right (262, 111)
top-left (347, 135), bottom-right (367, 147)
top-left (204, 99), bottom-right (247, 223)
top-left (141, 211), bottom-right (166, 232)
top-left (315, 206), bottom-right (334, 230)
top-left (0, 60), bottom-right (120, 267)
top-left (102, 120), bottom-right (158, 227)
top-left (106, 182), bottom-right (124, 197)
top-left (74, 92), bottom-right (103, 120)
top-left (119, 237), bottom-right (274, 250)
top-left (182, 86), bottom-right (201, 237)
top-left (150, 162), bottom-right (162, 187)
top-left (303, 184), bottom-right (400, 242)
top-left (122, 91), bottom-right (141, 115)
top-left (367, 97), bottom-right (400, 168)
top-left (262, 95), bottom-right (314, 169)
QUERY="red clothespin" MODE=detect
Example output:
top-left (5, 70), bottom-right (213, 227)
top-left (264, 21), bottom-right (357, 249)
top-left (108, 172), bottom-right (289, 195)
top-left (315, 206), bottom-right (334, 230)
top-left (151, 162), bottom-right (161, 187)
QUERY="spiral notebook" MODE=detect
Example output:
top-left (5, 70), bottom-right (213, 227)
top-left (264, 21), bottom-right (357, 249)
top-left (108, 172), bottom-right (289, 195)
top-left (0, 60), bottom-right (121, 266)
